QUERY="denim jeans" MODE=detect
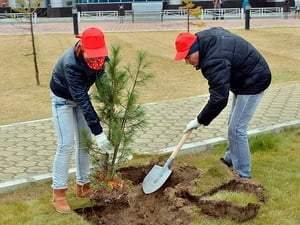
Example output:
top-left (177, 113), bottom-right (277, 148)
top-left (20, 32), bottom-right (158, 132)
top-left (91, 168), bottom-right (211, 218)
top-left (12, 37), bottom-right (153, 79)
top-left (223, 92), bottom-right (264, 178)
top-left (50, 92), bottom-right (91, 189)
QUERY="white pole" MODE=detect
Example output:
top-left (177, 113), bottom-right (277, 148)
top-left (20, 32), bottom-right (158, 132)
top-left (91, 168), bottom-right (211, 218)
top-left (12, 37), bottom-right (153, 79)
top-left (77, 11), bottom-right (80, 23)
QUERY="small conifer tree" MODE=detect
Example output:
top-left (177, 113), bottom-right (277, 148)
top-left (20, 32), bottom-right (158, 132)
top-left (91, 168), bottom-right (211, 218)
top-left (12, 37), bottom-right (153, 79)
top-left (86, 45), bottom-right (154, 185)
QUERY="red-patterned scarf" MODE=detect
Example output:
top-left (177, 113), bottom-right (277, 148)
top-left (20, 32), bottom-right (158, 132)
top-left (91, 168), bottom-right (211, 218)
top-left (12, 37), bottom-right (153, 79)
top-left (85, 57), bottom-right (105, 70)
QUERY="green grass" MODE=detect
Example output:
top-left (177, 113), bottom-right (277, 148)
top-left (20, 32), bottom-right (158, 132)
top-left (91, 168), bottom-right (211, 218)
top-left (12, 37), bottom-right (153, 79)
top-left (1, 127), bottom-right (299, 225)
top-left (0, 180), bottom-right (92, 225)
top-left (249, 133), bottom-right (280, 153)
top-left (189, 127), bottom-right (300, 225)
top-left (201, 191), bottom-right (259, 206)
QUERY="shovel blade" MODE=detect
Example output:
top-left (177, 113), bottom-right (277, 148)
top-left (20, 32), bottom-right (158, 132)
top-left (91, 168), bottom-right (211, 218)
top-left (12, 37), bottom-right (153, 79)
top-left (142, 165), bottom-right (173, 194)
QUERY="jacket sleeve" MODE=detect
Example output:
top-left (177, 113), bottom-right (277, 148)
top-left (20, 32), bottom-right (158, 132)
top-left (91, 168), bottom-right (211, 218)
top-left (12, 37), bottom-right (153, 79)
top-left (197, 58), bottom-right (231, 126)
top-left (63, 63), bottom-right (103, 135)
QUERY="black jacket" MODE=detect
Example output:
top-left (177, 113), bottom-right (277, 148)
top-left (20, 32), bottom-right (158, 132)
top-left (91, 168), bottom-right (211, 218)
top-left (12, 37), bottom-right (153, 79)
top-left (195, 27), bottom-right (271, 126)
top-left (50, 44), bottom-right (108, 135)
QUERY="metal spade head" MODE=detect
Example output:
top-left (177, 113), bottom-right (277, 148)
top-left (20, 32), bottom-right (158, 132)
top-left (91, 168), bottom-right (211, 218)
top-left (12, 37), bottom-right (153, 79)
top-left (142, 164), bottom-right (173, 194)
top-left (142, 131), bottom-right (192, 195)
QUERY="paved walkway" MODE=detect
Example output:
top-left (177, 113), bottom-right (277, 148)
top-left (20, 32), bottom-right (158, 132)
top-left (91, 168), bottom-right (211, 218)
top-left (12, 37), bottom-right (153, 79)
top-left (1, 18), bottom-right (300, 35)
top-left (1, 18), bottom-right (300, 193)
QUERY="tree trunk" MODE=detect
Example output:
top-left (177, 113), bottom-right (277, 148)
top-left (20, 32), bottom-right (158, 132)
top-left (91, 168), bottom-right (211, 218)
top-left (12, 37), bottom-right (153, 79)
top-left (29, 13), bottom-right (40, 85)
top-left (187, 9), bottom-right (190, 33)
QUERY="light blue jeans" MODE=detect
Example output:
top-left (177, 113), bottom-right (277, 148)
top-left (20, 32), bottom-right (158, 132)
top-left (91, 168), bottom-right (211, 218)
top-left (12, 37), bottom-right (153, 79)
top-left (223, 92), bottom-right (264, 178)
top-left (51, 92), bottom-right (91, 189)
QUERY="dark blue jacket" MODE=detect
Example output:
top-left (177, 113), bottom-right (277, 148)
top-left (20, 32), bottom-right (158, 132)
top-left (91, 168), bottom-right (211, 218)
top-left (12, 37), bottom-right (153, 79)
top-left (195, 27), bottom-right (271, 126)
top-left (50, 44), bottom-right (107, 135)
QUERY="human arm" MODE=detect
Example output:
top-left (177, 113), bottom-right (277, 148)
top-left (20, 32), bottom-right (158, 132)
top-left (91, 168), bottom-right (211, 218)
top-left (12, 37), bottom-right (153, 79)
top-left (63, 61), bottom-right (104, 135)
top-left (197, 58), bottom-right (231, 126)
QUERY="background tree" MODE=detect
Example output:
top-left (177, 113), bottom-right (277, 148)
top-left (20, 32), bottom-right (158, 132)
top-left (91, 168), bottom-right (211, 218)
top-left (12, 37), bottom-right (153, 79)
top-left (12, 0), bottom-right (43, 85)
top-left (179, 0), bottom-right (204, 32)
top-left (85, 45), bottom-right (154, 187)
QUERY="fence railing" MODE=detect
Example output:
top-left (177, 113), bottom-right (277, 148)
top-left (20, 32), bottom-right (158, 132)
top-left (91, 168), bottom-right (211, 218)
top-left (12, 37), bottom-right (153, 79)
top-left (163, 9), bottom-right (187, 18)
top-left (0, 7), bottom-right (294, 23)
top-left (78, 10), bottom-right (118, 22)
top-left (201, 8), bottom-right (241, 20)
top-left (78, 7), bottom-right (285, 22)
top-left (248, 7), bottom-right (283, 18)
top-left (0, 12), bottom-right (37, 23)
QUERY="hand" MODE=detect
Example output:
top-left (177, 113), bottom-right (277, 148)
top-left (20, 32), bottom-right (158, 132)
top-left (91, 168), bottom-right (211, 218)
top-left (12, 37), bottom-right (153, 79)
top-left (183, 119), bottom-right (200, 133)
top-left (95, 132), bottom-right (113, 154)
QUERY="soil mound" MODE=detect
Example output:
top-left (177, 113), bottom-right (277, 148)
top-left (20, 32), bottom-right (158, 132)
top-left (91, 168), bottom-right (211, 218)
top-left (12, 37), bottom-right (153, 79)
top-left (75, 164), bottom-right (265, 225)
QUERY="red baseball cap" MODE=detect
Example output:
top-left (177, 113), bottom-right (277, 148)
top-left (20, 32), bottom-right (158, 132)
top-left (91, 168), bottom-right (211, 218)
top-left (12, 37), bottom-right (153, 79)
top-left (174, 32), bottom-right (197, 61)
top-left (76, 27), bottom-right (108, 58)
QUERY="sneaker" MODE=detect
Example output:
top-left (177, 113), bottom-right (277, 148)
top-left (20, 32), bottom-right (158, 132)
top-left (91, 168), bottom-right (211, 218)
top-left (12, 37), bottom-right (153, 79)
top-left (220, 158), bottom-right (232, 167)
top-left (239, 175), bottom-right (251, 179)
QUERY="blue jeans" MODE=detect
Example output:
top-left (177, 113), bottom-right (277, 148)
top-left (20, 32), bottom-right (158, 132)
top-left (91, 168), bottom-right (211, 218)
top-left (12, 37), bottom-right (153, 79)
top-left (51, 92), bottom-right (91, 189)
top-left (223, 92), bottom-right (263, 178)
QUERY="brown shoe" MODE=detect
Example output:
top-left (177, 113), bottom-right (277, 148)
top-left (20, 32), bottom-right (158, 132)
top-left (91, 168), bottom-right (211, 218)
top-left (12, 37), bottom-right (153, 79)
top-left (76, 182), bottom-right (92, 198)
top-left (52, 189), bottom-right (71, 214)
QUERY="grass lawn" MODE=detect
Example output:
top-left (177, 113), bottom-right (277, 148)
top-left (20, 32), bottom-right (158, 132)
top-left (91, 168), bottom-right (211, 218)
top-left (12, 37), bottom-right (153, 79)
top-left (0, 127), bottom-right (299, 225)
top-left (0, 27), bottom-right (300, 125)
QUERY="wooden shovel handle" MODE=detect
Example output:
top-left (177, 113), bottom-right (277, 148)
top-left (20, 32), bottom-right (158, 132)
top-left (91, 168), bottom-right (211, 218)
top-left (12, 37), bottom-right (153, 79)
top-left (170, 130), bottom-right (192, 159)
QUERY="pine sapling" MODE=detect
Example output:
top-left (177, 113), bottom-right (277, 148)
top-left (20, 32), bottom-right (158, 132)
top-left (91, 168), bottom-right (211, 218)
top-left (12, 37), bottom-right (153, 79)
top-left (85, 45), bottom-right (154, 186)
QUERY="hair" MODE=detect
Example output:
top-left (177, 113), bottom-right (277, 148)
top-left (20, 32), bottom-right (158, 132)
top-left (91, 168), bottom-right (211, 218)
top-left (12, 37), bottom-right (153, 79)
top-left (75, 41), bottom-right (83, 57)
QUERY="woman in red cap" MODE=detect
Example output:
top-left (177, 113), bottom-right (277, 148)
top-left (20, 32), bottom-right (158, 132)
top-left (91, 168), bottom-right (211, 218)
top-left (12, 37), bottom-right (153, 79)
top-left (49, 27), bottom-right (112, 213)
top-left (175, 27), bottom-right (271, 180)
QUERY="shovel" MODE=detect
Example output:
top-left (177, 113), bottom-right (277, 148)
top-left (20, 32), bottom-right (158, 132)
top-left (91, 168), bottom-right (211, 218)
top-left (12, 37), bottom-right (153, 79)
top-left (142, 130), bottom-right (192, 194)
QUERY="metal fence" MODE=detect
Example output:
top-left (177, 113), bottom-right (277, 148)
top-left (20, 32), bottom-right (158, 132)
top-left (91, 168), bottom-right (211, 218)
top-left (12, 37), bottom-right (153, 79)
top-left (201, 7), bottom-right (284, 20)
top-left (163, 9), bottom-right (187, 19)
top-left (79, 10), bottom-right (118, 21)
top-left (201, 8), bottom-right (241, 20)
top-left (0, 7), bottom-right (294, 23)
top-left (0, 12), bottom-right (37, 23)
top-left (78, 7), bottom-right (285, 22)
top-left (249, 7), bottom-right (283, 18)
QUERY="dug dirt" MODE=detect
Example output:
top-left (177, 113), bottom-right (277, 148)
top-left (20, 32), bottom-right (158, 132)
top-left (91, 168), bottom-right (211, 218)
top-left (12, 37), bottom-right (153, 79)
top-left (75, 163), bottom-right (266, 225)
